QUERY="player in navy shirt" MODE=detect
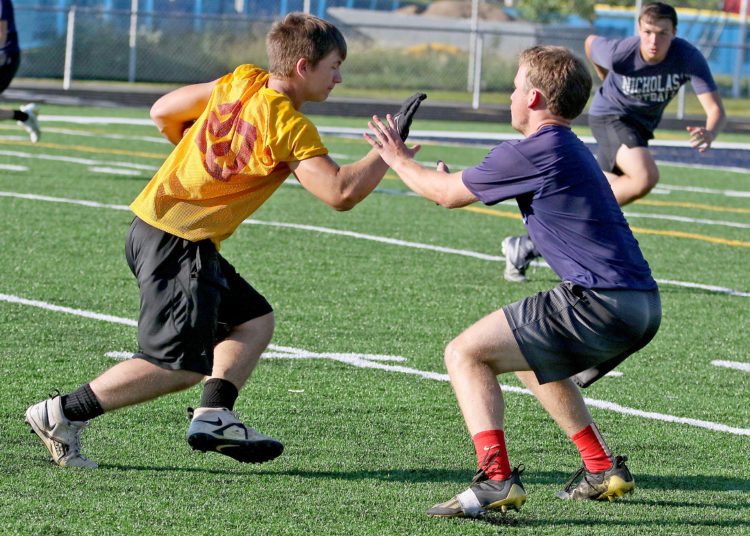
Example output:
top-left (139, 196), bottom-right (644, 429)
top-left (366, 46), bottom-right (660, 517)
top-left (502, 2), bottom-right (725, 283)
top-left (586, 1), bottom-right (724, 206)
top-left (0, 0), bottom-right (39, 142)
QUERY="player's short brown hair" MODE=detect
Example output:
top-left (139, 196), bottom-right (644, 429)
top-left (639, 2), bottom-right (678, 29)
top-left (519, 46), bottom-right (592, 120)
top-left (266, 13), bottom-right (347, 77)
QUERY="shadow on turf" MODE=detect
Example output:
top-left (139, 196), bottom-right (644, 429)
top-left (98, 463), bottom-right (750, 498)
top-left (89, 464), bottom-right (750, 529)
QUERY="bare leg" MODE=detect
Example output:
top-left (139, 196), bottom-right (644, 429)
top-left (89, 312), bottom-right (274, 412)
top-left (89, 359), bottom-right (203, 412)
top-left (209, 312), bottom-right (275, 389)
top-left (0, 109), bottom-right (14, 120)
top-left (444, 309), bottom-right (530, 436)
top-left (514, 371), bottom-right (593, 436)
top-left (607, 145), bottom-right (660, 206)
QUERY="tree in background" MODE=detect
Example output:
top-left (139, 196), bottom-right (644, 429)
top-left (515, 0), bottom-right (595, 23)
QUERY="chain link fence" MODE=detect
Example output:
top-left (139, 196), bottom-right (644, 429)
top-left (15, 5), bottom-right (750, 102)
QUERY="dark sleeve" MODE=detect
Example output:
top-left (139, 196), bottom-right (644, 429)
top-left (461, 142), bottom-right (543, 206)
top-left (589, 36), bottom-right (618, 72)
top-left (687, 48), bottom-right (718, 95)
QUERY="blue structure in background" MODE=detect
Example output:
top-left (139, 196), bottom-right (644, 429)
top-left (17, 0), bottom-right (402, 17)
top-left (14, 1), bottom-right (749, 77)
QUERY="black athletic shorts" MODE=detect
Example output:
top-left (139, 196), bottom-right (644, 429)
top-left (0, 50), bottom-right (20, 93)
top-left (503, 281), bottom-right (661, 387)
top-left (125, 217), bottom-right (273, 375)
top-left (589, 114), bottom-right (654, 173)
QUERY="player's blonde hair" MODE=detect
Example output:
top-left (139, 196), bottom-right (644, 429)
top-left (266, 13), bottom-right (347, 77)
top-left (519, 46), bottom-right (592, 120)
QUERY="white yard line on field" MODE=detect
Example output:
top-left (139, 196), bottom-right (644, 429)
top-left (33, 115), bottom-right (750, 175)
top-left (711, 360), bottom-right (750, 373)
top-left (40, 127), bottom-right (170, 144)
top-left (8, 143), bottom-right (747, 201)
top-left (0, 163), bottom-right (27, 171)
top-left (0, 149), bottom-right (158, 171)
top-left (1, 292), bottom-right (748, 437)
top-left (89, 166), bottom-right (143, 176)
top-left (285, 180), bottom-right (750, 230)
top-left (656, 183), bottom-right (750, 198)
top-left (41, 115), bottom-right (154, 126)
top-left (1, 190), bottom-right (749, 298)
top-left (623, 212), bottom-right (750, 230)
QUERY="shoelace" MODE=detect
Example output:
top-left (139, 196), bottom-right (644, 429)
top-left (561, 466), bottom-right (587, 493)
top-left (561, 455), bottom-right (628, 493)
top-left (472, 445), bottom-right (502, 483)
top-left (69, 425), bottom-right (86, 458)
top-left (471, 447), bottom-right (524, 484)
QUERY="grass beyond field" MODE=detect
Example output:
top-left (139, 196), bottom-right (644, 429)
top-left (0, 104), bottom-right (748, 535)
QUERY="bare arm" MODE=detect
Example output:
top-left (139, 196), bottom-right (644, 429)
top-left (290, 149), bottom-right (390, 211)
top-left (150, 80), bottom-right (217, 145)
top-left (686, 90), bottom-right (726, 153)
top-left (585, 35), bottom-right (608, 81)
top-left (0, 21), bottom-right (7, 49)
top-left (364, 115), bottom-right (477, 209)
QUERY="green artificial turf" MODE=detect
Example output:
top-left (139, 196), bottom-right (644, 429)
top-left (0, 104), bottom-right (748, 535)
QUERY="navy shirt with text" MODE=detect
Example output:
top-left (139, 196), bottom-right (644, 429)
top-left (588, 36), bottom-right (716, 133)
top-left (462, 125), bottom-right (656, 290)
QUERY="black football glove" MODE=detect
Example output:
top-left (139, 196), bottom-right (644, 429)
top-left (393, 92), bottom-right (427, 141)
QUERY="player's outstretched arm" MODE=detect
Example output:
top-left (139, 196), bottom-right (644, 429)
top-left (365, 114), bottom-right (476, 209)
top-left (584, 35), bottom-right (608, 81)
top-left (687, 90), bottom-right (726, 153)
top-left (289, 93), bottom-right (427, 211)
top-left (150, 80), bottom-right (217, 145)
top-left (291, 149), bottom-right (390, 211)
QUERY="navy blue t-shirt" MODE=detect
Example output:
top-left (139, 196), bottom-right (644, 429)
top-left (588, 36), bottom-right (716, 133)
top-left (462, 125), bottom-right (656, 290)
top-left (1, 0), bottom-right (19, 56)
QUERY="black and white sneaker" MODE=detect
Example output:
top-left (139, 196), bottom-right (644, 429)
top-left (556, 455), bottom-right (635, 501)
top-left (25, 393), bottom-right (97, 468)
top-left (501, 235), bottom-right (540, 283)
top-left (187, 407), bottom-right (283, 464)
top-left (19, 103), bottom-right (40, 143)
top-left (426, 466), bottom-right (526, 518)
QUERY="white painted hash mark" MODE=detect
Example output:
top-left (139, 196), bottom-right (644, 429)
top-left (0, 163), bottom-right (28, 171)
top-left (711, 360), bottom-right (750, 373)
top-left (2, 292), bottom-right (748, 437)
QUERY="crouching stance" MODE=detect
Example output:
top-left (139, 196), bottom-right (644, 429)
top-left (26, 13), bottom-right (425, 468)
top-left (365, 46), bottom-right (660, 516)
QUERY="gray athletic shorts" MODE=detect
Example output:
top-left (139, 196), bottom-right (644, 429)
top-left (589, 114), bottom-right (654, 173)
top-left (503, 281), bottom-right (661, 387)
top-left (125, 217), bottom-right (273, 375)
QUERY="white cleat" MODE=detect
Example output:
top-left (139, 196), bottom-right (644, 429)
top-left (18, 103), bottom-right (40, 143)
top-left (25, 394), bottom-right (97, 468)
top-left (187, 407), bottom-right (283, 464)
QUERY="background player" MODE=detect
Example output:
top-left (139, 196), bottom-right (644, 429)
top-left (0, 0), bottom-right (39, 142)
top-left (502, 1), bottom-right (726, 282)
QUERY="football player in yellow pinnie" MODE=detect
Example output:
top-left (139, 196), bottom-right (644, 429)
top-left (25, 12), bottom-right (426, 469)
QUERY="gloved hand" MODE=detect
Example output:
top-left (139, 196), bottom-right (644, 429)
top-left (392, 93), bottom-right (427, 141)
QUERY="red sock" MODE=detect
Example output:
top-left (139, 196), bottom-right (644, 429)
top-left (571, 423), bottom-right (613, 473)
top-left (472, 429), bottom-right (512, 481)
